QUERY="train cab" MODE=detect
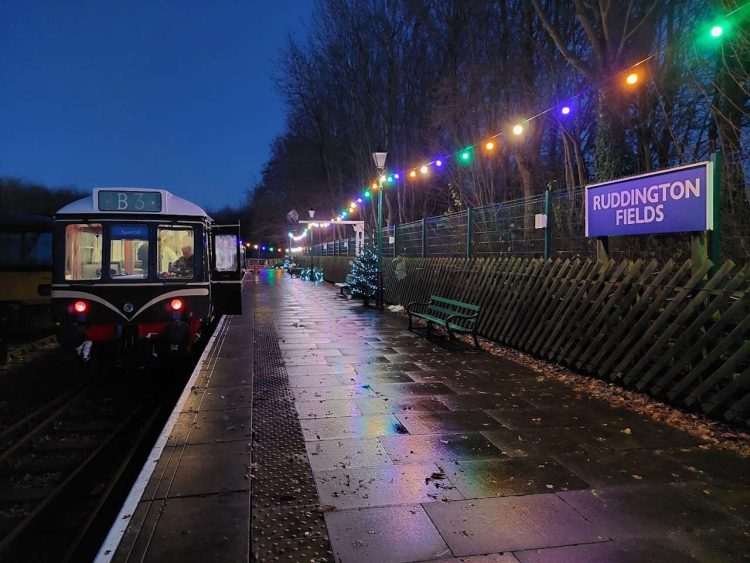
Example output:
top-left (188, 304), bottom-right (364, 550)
top-left (51, 187), bottom-right (242, 362)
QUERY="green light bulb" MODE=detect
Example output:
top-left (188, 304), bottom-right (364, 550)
top-left (710, 25), bottom-right (723, 38)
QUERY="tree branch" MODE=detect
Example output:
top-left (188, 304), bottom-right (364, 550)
top-left (531, 0), bottom-right (597, 80)
top-left (618, 0), bottom-right (660, 59)
top-left (574, 0), bottom-right (606, 69)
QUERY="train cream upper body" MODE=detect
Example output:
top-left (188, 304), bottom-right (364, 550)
top-left (56, 188), bottom-right (211, 219)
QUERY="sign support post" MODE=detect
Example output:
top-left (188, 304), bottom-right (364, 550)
top-left (596, 237), bottom-right (610, 264)
top-left (709, 151), bottom-right (722, 275)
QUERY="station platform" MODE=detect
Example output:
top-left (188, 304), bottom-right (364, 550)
top-left (99, 269), bottom-right (749, 562)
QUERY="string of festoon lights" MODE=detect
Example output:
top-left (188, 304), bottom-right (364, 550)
top-left (326, 3), bottom-right (748, 224)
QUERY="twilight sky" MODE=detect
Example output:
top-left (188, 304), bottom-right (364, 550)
top-left (0, 0), bottom-right (312, 209)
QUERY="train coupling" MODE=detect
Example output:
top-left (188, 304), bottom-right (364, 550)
top-left (164, 320), bottom-right (190, 346)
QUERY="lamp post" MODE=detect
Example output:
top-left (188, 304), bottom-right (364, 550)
top-left (308, 208), bottom-right (315, 278)
top-left (372, 151), bottom-right (387, 310)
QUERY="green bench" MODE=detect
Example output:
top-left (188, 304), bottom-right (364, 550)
top-left (406, 296), bottom-right (481, 349)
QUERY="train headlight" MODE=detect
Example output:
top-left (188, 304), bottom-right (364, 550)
top-left (73, 300), bottom-right (89, 314)
top-left (169, 298), bottom-right (184, 312)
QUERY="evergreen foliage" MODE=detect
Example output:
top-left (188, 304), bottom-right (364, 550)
top-left (348, 243), bottom-right (378, 298)
top-left (300, 267), bottom-right (323, 282)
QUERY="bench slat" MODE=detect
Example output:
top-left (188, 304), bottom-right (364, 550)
top-left (431, 296), bottom-right (480, 312)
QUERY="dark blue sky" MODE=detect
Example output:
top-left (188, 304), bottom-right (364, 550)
top-left (0, 0), bottom-right (312, 209)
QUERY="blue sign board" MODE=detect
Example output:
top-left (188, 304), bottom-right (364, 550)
top-left (585, 162), bottom-right (714, 237)
top-left (111, 224), bottom-right (148, 239)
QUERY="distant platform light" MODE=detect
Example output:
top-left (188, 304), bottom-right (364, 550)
top-left (561, 105), bottom-right (571, 115)
top-left (420, 165), bottom-right (428, 174)
top-left (512, 124), bottom-right (524, 135)
top-left (435, 160), bottom-right (442, 167)
top-left (626, 72), bottom-right (639, 85)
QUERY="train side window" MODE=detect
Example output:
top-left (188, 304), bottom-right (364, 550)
top-left (109, 224), bottom-right (148, 280)
top-left (0, 233), bottom-right (23, 265)
top-left (65, 224), bottom-right (103, 280)
top-left (157, 226), bottom-right (194, 279)
top-left (26, 232), bottom-right (52, 266)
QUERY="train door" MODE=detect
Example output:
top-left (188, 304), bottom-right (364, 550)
top-left (210, 224), bottom-right (243, 315)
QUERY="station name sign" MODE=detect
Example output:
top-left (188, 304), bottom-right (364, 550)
top-left (96, 190), bottom-right (163, 213)
top-left (585, 162), bottom-right (713, 237)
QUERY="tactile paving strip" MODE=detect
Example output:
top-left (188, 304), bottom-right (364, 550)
top-left (251, 301), bottom-right (333, 562)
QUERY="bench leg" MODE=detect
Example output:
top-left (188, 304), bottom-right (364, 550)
top-left (472, 330), bottom-right (480, 350)
top-left (408, 314), bottom-right (413, 330)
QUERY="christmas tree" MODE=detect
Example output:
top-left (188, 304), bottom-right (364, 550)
top-left (348, 243), bottom-right (378, 300)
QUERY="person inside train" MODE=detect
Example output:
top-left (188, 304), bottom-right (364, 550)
top-left (137, 241), bottom-right (148, 265)
top-left (170, 244), bottom-right (194, 277)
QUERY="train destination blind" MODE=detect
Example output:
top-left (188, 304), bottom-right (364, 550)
top-left (98, 190), bottom-right (163, 213)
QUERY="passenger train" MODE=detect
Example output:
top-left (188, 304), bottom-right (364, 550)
top-left (0, 214), bottom-right (54, 350)
top-left (51, 187), bottom-right (242, 363)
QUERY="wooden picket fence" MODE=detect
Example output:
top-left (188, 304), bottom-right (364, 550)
top-left (311, 255), bottom-right (750, 426)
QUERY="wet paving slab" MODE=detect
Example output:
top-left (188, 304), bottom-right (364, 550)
top-left (256, 272), bottom-right (750, 561)
top-left (422, 494), bottom-right (604, 555)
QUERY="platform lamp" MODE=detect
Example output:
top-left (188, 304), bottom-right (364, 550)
top-left (308, 208), bottom-right (315, 275)
top-left (372, 150), bottom-right (387, 310)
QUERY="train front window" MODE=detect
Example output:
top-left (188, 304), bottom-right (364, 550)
top-left (65, 224), bottom-right (103, 280)
top-left (157, 227), bottom-right (194, 279)
top-left (109, 224), bottom-right (148, 280)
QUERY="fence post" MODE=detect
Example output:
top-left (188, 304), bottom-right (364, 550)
top-left (543, 188), bottom-right (552, 260)
top-left (421, 218), bottom-right (426, 257)
top-left (466, 207), bottom-right (473, 258)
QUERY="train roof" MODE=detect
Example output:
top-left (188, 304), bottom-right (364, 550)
top-left (55, 187), bottom-right (211, 219)
top-left (0, 212), bottom-right (53, 227)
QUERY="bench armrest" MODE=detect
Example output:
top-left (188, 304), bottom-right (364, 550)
top-left (446, 312), bottom-right (479, 324)
top-left (406, 300), bottom-right (433, 314)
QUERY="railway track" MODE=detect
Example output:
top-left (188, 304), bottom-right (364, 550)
top-left (0, 360), bottom-right (198, 562)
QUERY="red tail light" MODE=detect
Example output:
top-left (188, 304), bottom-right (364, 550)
top-left (169, 298), bottom-right (184, 311)
top-left (73, 300), bottom-right (88, 313)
